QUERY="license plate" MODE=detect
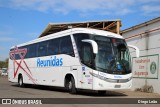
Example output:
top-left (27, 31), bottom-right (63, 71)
top-left (114, 85), bottom-right (121, 88)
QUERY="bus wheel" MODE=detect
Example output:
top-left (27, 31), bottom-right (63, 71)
top-left (18, 75), bottom-right (24, 87)
top-left (98, 91), bottom-right (106, 95)
top-left (68, 77), bottom-right (77, 94)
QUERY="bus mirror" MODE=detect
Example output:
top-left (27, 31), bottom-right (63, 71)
top-left (128, 45), bottom-right (139, 58)
top-left (82, 39), bottom-right (98, 54)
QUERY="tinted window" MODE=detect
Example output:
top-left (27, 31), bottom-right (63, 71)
top-left (22, 45), bottom-right (29, 58)
top-left (10, 36), bottom-right (74, 59)
top-left (73, 33), bottom-right (90, 59)
top-left (28, 44), bottom-right (37, 58)
top-left (82, 43), bottom-right (93, 67)
top-left (60, 36), bottom-right (74, 57)
top-left (10, 46), bottom-right (28, 60)
top-left (48, 38), bottom-right (60, 55)
top-left (9, 49), bottom-right (14, 60)
top-left (37, 41), bottom-right (48, 57)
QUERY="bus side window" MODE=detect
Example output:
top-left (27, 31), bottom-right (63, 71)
top-left (10, 49), bottom-right (14, 60)
top-left (60, 36), bottom-right (75, 57)
top-left (28, 44), bottom-right (37, 58)
top-left (73, 33), bottom-right (90, 60)
top-left (48, 39), bottom-right (60, 55)
top-left (82, 43), bottom-right (93, 67)
top-left (37, 41), bottom-right (48, 57)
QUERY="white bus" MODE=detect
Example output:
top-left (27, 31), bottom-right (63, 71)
top-left (8, 28), bottom-right (139, 94)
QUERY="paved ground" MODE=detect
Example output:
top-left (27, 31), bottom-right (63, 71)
top-left (0, 76), bottom-right (160, 107)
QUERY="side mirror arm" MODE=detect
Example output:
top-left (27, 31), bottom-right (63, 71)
top-left (128, 45), bottom-right (140, 58)
top-left (82, 39), bottom-right (98, 54)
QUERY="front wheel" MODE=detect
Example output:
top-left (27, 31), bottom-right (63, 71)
top-left (68, 77), bottom-right (77, 94)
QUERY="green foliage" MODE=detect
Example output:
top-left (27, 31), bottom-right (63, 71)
top-left (0, 58), bottom-right (8, 69)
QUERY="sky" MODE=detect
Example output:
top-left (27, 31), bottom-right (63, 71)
top-left (0, 0), bottom-right (160, 61)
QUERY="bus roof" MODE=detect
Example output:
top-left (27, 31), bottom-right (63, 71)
top-left (11, 28), bottom-right (124, 49)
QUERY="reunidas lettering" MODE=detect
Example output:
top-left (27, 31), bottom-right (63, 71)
top-left (37, 56), bottom-right (63, 67)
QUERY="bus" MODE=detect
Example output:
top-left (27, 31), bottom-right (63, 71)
top-left (8, 28), bottom-right (139, 94)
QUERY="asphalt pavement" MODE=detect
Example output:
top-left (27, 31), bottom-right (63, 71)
top-left (0, 76), bottom-right (159, 107)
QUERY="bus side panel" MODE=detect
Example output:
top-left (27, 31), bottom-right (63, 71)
top-left (34, 56), bottom-right (63, 86)
top-left (8, 59), bottom-right (16, 82)
top-left (60, 55), bottom-right (80, 88)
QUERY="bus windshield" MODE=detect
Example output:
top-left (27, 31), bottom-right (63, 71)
top-left (73, 33), bottom-right (131, 75)
top-left (95, 36), bottom-right (131, 74)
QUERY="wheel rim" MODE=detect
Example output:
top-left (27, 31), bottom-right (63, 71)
top-left (68, 81), bottom-right (72, 89)
top-left (19, 78), bottom-right (22, 86)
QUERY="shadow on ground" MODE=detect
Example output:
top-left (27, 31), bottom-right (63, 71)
top-left (12, 84), bottom-right (127, 97)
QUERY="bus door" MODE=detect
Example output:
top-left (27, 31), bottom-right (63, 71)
top-left (81, 66), bottom-right (93, 89)
top-left (70, 65), bottom-right (92, 89)
top-left (80, 43), bottom-right (94, 89)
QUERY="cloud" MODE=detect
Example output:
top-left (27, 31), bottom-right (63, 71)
top-left (0, 0), bottom-right (159, 16)
top-left (142, 5), bottom-right (160, 15)
top-left (0, 37), bottom-right (15, 41)
top-left (0, 0), bottom-right (134, 15)
top-left (0, 30), bottom-right (15, 42)
top-left (137, 0), bottom-right (160, 3)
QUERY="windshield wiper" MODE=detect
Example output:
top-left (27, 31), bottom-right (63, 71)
top-left (96, 66), bottom-right (107, 72)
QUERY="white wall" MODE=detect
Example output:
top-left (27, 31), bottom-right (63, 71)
top-left (122, 20), bottom-right (160, 94)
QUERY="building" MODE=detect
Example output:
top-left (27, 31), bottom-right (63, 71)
top-left (121, 17), bottom-right (160, 94)
top-left (39, 20), bottom-right (121, 38)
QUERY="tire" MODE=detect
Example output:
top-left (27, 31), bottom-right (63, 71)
top-left (18, 75), bottom-right (24, 87)
top-left (68, 77), bottom-right (77, 94)
top-left (98, 91), bottom-right (106, 95)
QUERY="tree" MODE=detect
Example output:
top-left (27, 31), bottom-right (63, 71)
top-left (0, 58), bottom-right (9, 69)
top-left (5, 58), bottom-right (9, 68)
top-left (0, 61), bottom-right (5, 69)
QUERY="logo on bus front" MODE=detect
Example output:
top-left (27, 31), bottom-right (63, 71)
top-left (37, 56), bottom-right (63, 67)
